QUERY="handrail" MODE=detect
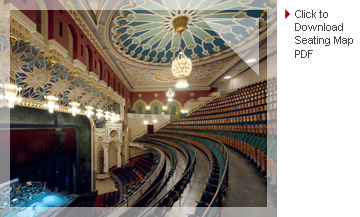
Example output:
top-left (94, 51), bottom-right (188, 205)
top-left (137, 138), bottom-right (197, 217)
top-left (131, 119), bottom-right (171, 141)
top-left (108, 143), bottom-right (165, 209)
top-left (130, 139), bottom-right (178, 208)
top-left (200, 137), bottom-right (229, 217)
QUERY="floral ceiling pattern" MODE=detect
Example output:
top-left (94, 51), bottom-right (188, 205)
top-left (109, 0), bottom-right (275, 64)
top-left (7, 38), bottom-right (123, 127)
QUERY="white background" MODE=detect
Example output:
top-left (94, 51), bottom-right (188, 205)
top-left (278, 1), bottom-right (360, 216)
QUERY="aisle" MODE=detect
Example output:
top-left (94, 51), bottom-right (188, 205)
top-left (223, 148), bottom-right (267, 207)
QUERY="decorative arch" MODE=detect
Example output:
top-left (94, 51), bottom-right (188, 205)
top-left (85, 45), bottom-right (93, 72)
top-left (36, 1), bottom-right (48, 40)
top-left (133, 99), bottom-right (147, 114)
top-left (149, 99), bottom-right (164, 114)
top-left (167, 100), bottom-right (182, 122)
top-left (98, 59), bottom-right (103, 78)
top-left (67, 25), bottom-right (78, 59)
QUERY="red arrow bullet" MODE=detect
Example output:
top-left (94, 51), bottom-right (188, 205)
top-left (285, 9), bottom-right (290, 19)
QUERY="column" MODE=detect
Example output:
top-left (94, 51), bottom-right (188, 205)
top-left (120, 105), bottom-right (125, 121)
top-left (117, 144), bottom-right (122, 167)
top-left (103, 144), bottom-right (109, 173)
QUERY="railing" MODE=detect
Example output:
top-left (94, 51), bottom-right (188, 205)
top-left (127, 114), bottom-right (170, 119)
top-left (186, 94), bottom-right (220, 117)
top-left (102, 143), bottom-right (165, 211)
top-left (200, 137), bottom-right (229, 217)
top-left (129, 139), bottom-right (180, 209)
top-left (130, 119), bottom-right (171, 142)
top-left (136, 138), bottom-right (197, 217)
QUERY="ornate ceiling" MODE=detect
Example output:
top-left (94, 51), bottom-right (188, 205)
top-left (64, 0), bottom-right (277, 89)
top-left (7, 38), bottom-right (124, 127)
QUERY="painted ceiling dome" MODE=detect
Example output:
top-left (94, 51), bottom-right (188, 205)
top-left (108, 0), bottom-right (275, 65)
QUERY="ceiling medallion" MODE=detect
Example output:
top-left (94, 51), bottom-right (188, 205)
top-left (171, 16), bottom-right (192, 88)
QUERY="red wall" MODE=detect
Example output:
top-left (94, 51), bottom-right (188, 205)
top-left (18, 9), bottom-right (129, 101)
top-left (17, 5), bottom-right (131, 126)
top-left (130, 90), bottom-right (212, 107)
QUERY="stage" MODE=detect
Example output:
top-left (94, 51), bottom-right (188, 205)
top-left (2, 191), bottom-right (71, 217)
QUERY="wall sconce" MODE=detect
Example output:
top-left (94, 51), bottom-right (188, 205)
top-left (163, 106), bottom-right (167, 110)
top-left (0, 84), bottom-right (22, 108)
top-left (144, 121), bottom-right (148, 125)
top-left (69, 101), bottom-right (80, 116)
top-left (104, 111), bottom-right (111, 120)
top-left (116, 114), bottom-right (121, 122)
top-left (146, 105), bottom-right (150, 110)
top-left (153, 119), bottom-right (158, 123)
top-left (85, 106), bottom-right (94, 117)
top-left (44, 95), bottom-right (59, 113)
top-left (96, 109), bottom-right (104, 120)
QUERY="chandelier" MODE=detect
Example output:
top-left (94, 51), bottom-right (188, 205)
top-left (171, 16), bottom-right (192, 88)
top-left (69, 101), bottom-right (80, 116)
top-left (0, 71), bottom-right (23, 108)
top-left (44, 95), bottom-right (59, 113)
top-left (85, 106), bottom-right (94, 117)
top-left (166, 88), bottom-right (174, 102)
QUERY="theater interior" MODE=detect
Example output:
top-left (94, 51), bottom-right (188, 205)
top-left (0, 0), bottom-right (277, 217)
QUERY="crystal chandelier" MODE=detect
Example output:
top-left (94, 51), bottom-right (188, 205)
top-left (69, 101), bottom-right (80, 116)
top-left (85, 106), bottom-right (94, 117)
top-left (0, 71), bottom-right (22, 108)
top-left (44, 95), bottom-right (59, 113)
top-left (171, 16), bottom-right (192, 88)
top-left (166, 88), bottom-right (174, 102)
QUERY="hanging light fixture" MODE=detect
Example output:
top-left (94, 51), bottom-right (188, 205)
top-left (171, 16), bottom-right (192, 88)
top-left (69, 101), bottom-right (80, 116)
top-left (166, 88), bottom-right (174, 102)
top-left (85, 106), bottom-right (94, 117)
top-left (96, 109), bottom-right (104, 119)
top-left (0, 71), bottom-right (23, 108)
top-left (44, 95), bottom-right (59, 113)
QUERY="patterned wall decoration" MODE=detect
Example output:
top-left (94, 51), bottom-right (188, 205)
top-left (122, 55), bottom-right (236, 87)
top-left (190, 92), bottom-right (194, 97)
top-left (154, 93), bottom-right (158, 97)
top-left (10, 39), bottom-right (124, 128)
